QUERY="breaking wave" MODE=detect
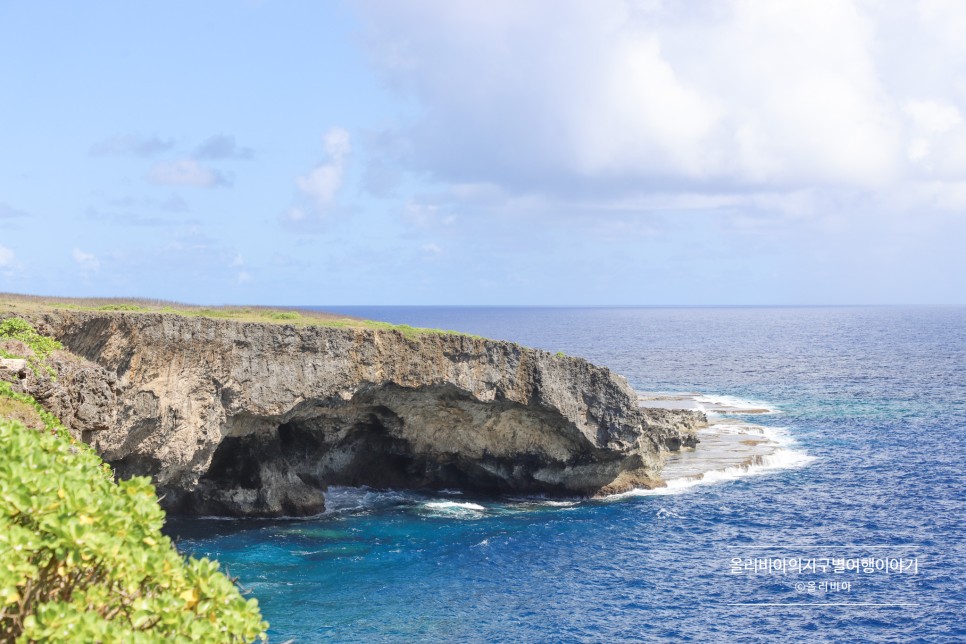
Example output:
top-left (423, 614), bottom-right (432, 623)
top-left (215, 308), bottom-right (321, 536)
top-left (617, 391), bottom-right (815, 499)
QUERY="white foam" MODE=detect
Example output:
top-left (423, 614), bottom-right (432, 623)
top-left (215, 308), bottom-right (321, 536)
top-left (424, 501), bottom-right (486, 511)
top-left (610, 447), bottom-right (815, 500)
top-left (637, 391), bottom-right (781, 415)
top-left (615, 393), bottom-right (813, 499)
top-left (693, 393), bottom-right (780, 415)
top-left (421, 500), bottom-right (486, 519)
top-left (320, 488), bottom-right (491, 519)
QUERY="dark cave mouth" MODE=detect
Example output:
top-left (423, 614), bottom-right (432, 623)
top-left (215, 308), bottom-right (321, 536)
top-left (186, 384), bottom-right (601, 516)
top-left (202, 405), bottom-right (406, 491)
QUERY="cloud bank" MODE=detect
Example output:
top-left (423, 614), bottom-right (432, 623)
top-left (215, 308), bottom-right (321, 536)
top-left (357, 0), bottom-right (966, 204)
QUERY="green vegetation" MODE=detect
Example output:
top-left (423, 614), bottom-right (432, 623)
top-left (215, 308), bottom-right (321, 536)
top-left (0, 324), bottom-right (268, 642)
top-left (1, 294), bottom-right (483, 340)
top-left (0, 317), bottom-right (63, 378)
top-left (264, 311), bottom-right (300, 320)
top-left (314, 317), bottom-right (482, 340)
top-left (0, 382), bottom-right (67, 439)
top-left (0, 393), bottom-right (44, 431)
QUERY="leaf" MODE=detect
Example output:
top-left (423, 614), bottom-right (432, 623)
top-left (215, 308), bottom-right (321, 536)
top-left (180, 588), bottom-right (199, 610)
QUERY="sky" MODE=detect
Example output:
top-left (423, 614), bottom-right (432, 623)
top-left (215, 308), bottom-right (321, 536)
top-left (1, 0), bottom-right (965, 305)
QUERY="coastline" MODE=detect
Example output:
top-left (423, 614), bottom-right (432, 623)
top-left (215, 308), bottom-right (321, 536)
top-left (146, 306), bottom-right (966, 642)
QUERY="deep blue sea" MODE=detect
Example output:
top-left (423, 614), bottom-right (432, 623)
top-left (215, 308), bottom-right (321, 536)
top-left (168, 307), bottom-right (966, 642)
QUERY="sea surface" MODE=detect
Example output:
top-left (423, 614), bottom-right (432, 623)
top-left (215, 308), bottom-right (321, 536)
top-left (168, 307), bottom-right (966, 642)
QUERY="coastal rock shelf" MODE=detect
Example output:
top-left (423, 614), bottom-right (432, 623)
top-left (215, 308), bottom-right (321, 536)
top-left (20, 311), bottom-right (706, 517)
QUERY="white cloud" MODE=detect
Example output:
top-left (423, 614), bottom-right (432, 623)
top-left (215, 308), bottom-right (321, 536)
top-left (901, 99), bottom-right (966, 175)
top-left (714, 1), bottom-right (900, 186)
top-left (236, 271), bottom-right (252, 284)
top-left (403, 200), bottom-right (440, 227)
top-left (72, 248), bottom-right (100, 273)
top-left (323, 127), bottom-right (351, 159)
top-left (295, 128), bottom-right (351, 211)
top-left (917, 0), bottom-right (966, 62)
top-left (896, 180), bottom-right (966, 211)
top-left (356, 0), bottom-right (966, 197)
top-left (566, 33), bottom-right (721, 179)
top-left (903, 99), bottom-right (964, 134)
top-left (297, 165), bottom-right (343, 207)
top-left (284, 207), bottom-right (307, 222)
top-left (147, 160), bottom-right (228, 188)
top-left (0, 245), bottom-right (14, 266)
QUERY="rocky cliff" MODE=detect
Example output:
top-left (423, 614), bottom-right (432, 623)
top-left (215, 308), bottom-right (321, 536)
top-left (11, 311), bottom-right (704, 517)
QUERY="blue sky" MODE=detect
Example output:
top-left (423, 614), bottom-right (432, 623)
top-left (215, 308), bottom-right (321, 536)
top-left (1, 1), bottom-right (964, 305)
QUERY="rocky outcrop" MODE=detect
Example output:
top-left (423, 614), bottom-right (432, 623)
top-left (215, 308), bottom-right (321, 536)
top-left (18, 311), bottom-right (705, 517)
top-left (1, 341), bottom-right (119, 440)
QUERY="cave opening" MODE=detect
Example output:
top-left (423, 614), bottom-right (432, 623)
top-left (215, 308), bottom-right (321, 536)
top-left (190, 384), bottom-right (588, 516)
top-left (204, 436), bottom-right (264, 490)
top-left (197, 402), bottom-right (420, 512)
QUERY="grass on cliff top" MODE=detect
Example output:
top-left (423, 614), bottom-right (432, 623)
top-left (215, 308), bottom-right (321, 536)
top-left (0, 293), bottom-right (481, 340)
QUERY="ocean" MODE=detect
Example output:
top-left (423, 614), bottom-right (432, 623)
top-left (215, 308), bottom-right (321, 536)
top-left (167, 306), bottom-right (966, 642)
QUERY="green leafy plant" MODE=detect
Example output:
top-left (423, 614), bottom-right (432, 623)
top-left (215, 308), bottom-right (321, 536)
top-left (0, 317), bottom-right (63, 378)
top-left (0, 391), bottom-right (268, 641)
top-left (0, 382), bottom-right (69, 439)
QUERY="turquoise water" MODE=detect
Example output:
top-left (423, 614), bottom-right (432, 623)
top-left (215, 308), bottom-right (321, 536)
top-left (168, 307), bottom-right (966, 642)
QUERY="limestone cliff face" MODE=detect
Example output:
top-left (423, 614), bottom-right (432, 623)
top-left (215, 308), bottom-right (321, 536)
top-left (23, 311), bottom-right (705, 517)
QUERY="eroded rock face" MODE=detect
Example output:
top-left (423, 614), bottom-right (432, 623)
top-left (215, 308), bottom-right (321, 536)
top-left (1, 339), bottom-right (118, 441)
top-left (26, 311), bottom-right (705, 517)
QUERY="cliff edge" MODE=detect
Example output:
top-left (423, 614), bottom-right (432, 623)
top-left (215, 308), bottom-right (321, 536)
top-left (12, 310), bottom-right (704, 517)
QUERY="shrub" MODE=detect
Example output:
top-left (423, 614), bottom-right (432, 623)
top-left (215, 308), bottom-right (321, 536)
top-left (265, 311), bottom-right (300, 321)
top-left (0, 318), bottom-right (63, 378)
top-left (0, 381), bottom-right (66, 438)
top-left (0, 402), bottom-right (267, 641)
